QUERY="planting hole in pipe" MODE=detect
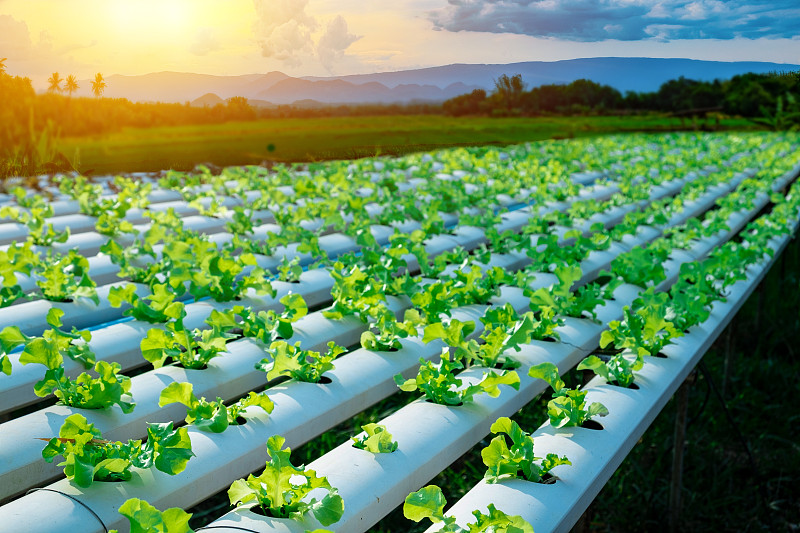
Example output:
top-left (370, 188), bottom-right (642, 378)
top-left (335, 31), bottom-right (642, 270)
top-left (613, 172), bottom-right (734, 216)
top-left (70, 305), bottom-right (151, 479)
top-left (610, 381), bottom-right (641, 390)
top-left (176, 361), bottom-right (209, 371)
top-left (581, 419), bottom-right (604, 431)
top-left (424, 398), bottom-right (464, 407)
top-left (537, 472), bottom-right (558, 485)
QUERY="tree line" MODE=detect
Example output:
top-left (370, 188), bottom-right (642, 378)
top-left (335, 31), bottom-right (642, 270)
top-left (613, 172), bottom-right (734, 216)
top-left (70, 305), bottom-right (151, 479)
top-left (444, 72), bottom-right (800, 123)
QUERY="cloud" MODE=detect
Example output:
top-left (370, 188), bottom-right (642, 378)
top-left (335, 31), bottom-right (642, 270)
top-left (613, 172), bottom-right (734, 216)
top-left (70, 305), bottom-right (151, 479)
top-left (0, 15), bottom-right (84, 87)
top-left (252, 0), bottom-right (317, 66)
top-left (429, 0), bottom-right (800, 41)
top-left (251, 0), bottom-right (360, 69)
top-left (190, 27), bottom-right (220, 56)
top-left (0, 14), bottom-right (38, 58)
top-left (317, 16), bottom-right (361, 72)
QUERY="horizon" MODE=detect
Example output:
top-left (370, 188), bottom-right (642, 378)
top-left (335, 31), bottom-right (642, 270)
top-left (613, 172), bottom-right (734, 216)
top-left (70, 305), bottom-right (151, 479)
top-left (77, 54), bottom-right (800, 80)
top-left (2, 0), bottom-right (799, 91)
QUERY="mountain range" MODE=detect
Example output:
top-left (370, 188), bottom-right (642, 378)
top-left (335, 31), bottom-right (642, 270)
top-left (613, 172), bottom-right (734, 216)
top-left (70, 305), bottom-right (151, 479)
top-left (67, 57), bottom-right (799, 106)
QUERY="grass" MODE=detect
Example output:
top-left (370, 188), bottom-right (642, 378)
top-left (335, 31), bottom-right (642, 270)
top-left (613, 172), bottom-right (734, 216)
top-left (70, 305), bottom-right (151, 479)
top-left (55, 114), bottom-right (755, 175)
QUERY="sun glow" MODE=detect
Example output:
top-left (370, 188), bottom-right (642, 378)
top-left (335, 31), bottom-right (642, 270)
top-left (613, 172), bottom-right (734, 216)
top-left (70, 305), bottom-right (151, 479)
top-left (107, 0), bottom-right (195, 38)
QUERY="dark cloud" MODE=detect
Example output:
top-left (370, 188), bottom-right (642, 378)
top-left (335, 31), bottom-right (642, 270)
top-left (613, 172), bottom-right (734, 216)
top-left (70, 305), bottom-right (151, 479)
top-left (430, 0), bottom-right (800, 41)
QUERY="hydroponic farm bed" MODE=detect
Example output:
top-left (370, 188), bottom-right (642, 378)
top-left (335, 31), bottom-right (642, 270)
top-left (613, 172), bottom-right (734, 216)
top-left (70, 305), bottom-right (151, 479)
top-left (1, 132), bottom-right (799, 533)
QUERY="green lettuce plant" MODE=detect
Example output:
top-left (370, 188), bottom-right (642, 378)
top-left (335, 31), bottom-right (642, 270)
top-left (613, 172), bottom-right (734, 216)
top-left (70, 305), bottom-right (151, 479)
top-left (529, 362), bottom-right (608, 428)
top-left (42, 413), bottom-right (193, 487)
top-left (228, 435), bottom-right (344, 526)
top-left (403, 485), bottom-right (533, 533)
top-left (482, 417), bottom-right (571, 483)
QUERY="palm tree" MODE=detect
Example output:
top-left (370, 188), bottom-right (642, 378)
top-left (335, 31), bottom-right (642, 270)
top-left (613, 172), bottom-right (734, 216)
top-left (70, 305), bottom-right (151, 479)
top-left (65, 74), bottom-right (79, 97)
top-left (0, 58), bottom-right (7, 76)
top-left (47, 72), bottom-right (63, 93)
top-left (91, 72), bottom-right (106, 97)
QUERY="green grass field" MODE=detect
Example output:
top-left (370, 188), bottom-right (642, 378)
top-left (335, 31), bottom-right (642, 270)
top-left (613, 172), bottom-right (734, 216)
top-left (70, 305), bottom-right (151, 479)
top-left (57, 114), bottom-right (754, 175)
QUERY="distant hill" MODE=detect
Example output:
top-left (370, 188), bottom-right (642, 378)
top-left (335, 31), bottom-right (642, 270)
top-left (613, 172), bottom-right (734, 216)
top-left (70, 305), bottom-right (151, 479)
top-left (190, 93), bottom-right (225, 107)
top-left (65, 58), bottom-right (799, 104)
top-left (305, 57), bottom-right (800, 94)
top-left (72, 72), bottom-right (264, 102)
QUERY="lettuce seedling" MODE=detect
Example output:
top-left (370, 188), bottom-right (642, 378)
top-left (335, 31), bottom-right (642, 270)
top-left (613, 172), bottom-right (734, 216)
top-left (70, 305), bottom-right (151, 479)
top-left (360, 311), bottom-right (418, 352)
top-left (277, 256), bottom-right (303, 282)
top-left (411, 281), bottom-right (456, 322)
top-left (159, 382), bottom-right (273, 433)
top-left (449, 265), bottom-right (507, 306)
top-left (527, 265), bottom-right (604, 321)
top-left (184, 251), bottom-right (276, 302)
top-left (19, 308), bottom-right (96, 368)
top-left (100, 237), bottom-right (162, 286)
top-left (109, 283), bottom-right (186, 324)
top-left (352, 423), bottom-right (398, 453)
top-left (0, 324), bottom-right (30, 375)
top-left (18, 310), bottom-right (131, 411)
top-left (0, 241), bottom-right (37, 307)
top-left (403, 485), bottom-right (533, 533)
top-left (228, 435), bottom-right (344, 526)
top-left (0, 204), bottom-right (69, 246)
top-left (604, 245), bottom-right (669, 288)
top-left (483, 417), bottom-right (571, 483)
top-left (529, 362), bottom-right (608, 428)
top-left (600, 291), bottom-right (682, 357)
top-left (36, 250), bottom-right (98, 304)
top-left (207, 293), bottom-right (307, 344)
top-left (422, 319), bottom-right (479, 361)
top-left (323, 262), bottom-right (388, 322)
top-left (140, 320), bottom-right (232, 370)
top-left (42, 413), bottom-right (194, 487)
top-left (225, 205), bottom-right (256, 236)
top-left (30, 359), bottom-right (135, 413)
top-left (95, 208), bottom-right (136, 237)
top-left (394, 349), bottom-right (520, 406)
top-left (112, 498), bottom-right (194, 533)
top-left (256, 340), bottom-right (345, 383)
top-left (578, 353), bottom-right (643, 388)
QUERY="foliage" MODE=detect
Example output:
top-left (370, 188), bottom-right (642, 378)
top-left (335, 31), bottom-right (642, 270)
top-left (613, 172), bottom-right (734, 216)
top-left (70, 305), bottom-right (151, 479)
top-left (527, 265), bottom-right (605, 320)
top-left (15, 309), bottom-right (134, 410)
top-left (255, 340), bottom-right (345, 383)
top-left (206, 293), bottom-right (308, 345)
top-left (403, 485), bottom-right (534, 533)
top-left (599, 291), bottom-right (682, 357)
top-left (36, 250), bottom-right (98, 304)
top-left (351, 423), bottom-right (398, 453)
top-left (529, 362), bottom-right (608, 428)
top-left (113, 498), bottom-right (194, 533)
top-left (228, 435), bottom-right (344, 526)
top-left (482, 417), bottom-right (571, 483)
top-left (140, 318), bottom-right (232, 370)
top-left (394, 349), bottom-right (520, 405)
top-left (578, 353), bottom-right (643, 389)
top-left (159, 381), bottom-right (273, 433)
top-left (109, 283), bottom-right (185, 324)
top-left (42, 413), bottom-right (193, 487)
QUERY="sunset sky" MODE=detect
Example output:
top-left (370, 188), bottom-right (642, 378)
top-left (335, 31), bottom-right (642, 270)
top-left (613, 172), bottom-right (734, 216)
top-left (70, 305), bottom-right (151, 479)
top-left (2, 0), bottom-right (798, 89)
